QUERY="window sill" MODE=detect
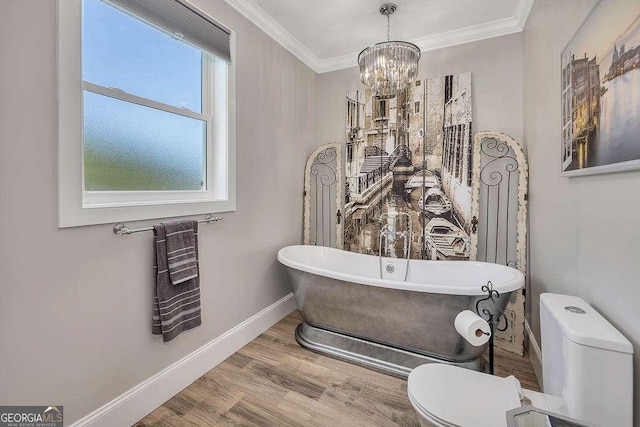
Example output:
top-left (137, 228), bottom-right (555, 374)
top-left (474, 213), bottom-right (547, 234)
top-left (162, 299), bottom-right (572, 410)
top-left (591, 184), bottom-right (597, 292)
top-left (58, 198), bottom-right (236, 228)
top-left (82, 190), bottom-right (218, 209)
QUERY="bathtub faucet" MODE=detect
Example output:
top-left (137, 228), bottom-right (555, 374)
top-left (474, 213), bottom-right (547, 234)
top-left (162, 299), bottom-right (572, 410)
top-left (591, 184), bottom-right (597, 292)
top-left (378, 212), bottom-right (412, 282)
top-left (381, 227), bottom-right (407, 247)
top-left (379, 223), bottom-right (411, 258)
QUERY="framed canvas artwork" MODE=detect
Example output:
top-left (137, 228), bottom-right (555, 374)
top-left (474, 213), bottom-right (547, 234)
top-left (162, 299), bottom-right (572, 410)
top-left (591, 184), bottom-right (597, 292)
top-left (561, 0), bottom-right (640, 177)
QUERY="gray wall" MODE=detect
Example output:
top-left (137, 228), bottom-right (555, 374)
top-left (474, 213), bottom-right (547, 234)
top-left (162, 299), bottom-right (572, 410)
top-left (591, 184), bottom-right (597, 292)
top-left (4, 0), bottom-right (638, 423)
top-left (317, 33), bottom-right (524, 148)
top-left (523, 0), bottom-right (640, 424)
top-left (0, 0), bottom-right (316, 424)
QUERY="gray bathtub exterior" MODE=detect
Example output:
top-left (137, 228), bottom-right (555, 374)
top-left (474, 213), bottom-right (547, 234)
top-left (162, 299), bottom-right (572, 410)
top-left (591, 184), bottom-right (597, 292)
top-left (285, 267), bottom-right (512, 377)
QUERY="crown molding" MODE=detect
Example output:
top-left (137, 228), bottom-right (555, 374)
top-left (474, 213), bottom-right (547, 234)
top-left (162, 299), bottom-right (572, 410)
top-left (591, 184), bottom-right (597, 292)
top-left (224, 0), bottom-right (536, 74)
top-left (317, 13), bottom-right (530, 73)
top-left (222, 0), bottom-right (324, 72)
top-left (514, 0), bottom-right (535, 29)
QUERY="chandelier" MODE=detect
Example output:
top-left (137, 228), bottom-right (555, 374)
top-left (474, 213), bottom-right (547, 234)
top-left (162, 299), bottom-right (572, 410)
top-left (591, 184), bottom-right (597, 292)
top-left (358, 3), bottom-right (421, 98)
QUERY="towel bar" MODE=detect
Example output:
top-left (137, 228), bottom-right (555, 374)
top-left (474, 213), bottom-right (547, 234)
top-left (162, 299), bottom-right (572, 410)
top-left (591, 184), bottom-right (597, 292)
top-left (113, 214), bottom-right (222, 236)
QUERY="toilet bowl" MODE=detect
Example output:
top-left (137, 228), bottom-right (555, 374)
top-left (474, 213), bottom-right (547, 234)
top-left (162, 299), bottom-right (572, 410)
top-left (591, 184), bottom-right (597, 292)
top-left (407, 364), bottom-right (527, 427)
top-left (406, 294), bottom-right (634, 427)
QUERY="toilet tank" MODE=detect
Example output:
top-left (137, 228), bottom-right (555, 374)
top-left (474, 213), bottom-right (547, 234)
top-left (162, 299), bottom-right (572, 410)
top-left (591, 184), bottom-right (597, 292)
top-left (540, 293), bottom-right (633, 427)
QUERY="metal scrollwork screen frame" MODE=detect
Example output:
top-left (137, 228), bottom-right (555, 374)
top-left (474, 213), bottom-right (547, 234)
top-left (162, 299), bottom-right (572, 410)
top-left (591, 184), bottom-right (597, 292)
top-left (470, 131), bottom-right (528, 356)
top-left (303, 143), bottom-right (343, 249)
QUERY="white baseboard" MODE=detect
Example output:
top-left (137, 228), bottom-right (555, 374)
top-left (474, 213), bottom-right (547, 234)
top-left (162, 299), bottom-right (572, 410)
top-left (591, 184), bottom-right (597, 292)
top-left (525, 319), bottom-right (543, 388)
top-left (71, 293), bottom-right (296, 427)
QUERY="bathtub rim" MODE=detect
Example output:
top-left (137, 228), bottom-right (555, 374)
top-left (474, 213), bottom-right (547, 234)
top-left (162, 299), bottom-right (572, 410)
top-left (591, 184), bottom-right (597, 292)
top-left (277, 245), bottom-right (524, 296)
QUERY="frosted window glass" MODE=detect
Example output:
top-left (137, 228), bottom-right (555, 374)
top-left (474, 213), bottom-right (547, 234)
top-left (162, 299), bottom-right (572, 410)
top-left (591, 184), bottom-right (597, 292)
top-left (83, 91), bottom-right (206, 191)
top-left (82, 0), bottom-right (202, 112)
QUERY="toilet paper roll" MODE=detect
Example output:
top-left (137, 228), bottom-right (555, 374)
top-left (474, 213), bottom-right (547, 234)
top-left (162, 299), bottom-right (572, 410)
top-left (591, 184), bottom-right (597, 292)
top-left (454, 310), bottom-right (491, 346)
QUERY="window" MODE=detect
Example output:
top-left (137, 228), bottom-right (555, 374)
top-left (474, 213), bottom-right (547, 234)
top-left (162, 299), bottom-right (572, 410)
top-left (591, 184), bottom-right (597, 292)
top-left (443, 127), bottom-right (450, 171)
top-left (444, 75), bottom-right (453, 104)
top-left (442, 128), bottom-right (449, 169)
top-left (467, 121), bottom-right (473, 187)
top-left (451, 127), bottom-right (456, 171)
top-left (373, 96), bottom-right (388, 119)
top-left (58, 0), bottom-right (236, 227)
top-left (456, 124), bottom-right (464, 180)
top-left (447, 126), bottom-right (456, 172)
top-left (347, 99), bottom-right (357, 130)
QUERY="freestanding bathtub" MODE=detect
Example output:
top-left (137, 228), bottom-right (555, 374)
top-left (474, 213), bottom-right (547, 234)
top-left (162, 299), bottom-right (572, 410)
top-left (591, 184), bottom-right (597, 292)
top-left (277, 245), bottom-right (524, 377)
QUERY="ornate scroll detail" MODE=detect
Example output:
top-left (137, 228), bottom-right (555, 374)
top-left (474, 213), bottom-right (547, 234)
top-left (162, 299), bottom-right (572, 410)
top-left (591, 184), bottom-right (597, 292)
top-left (478, 137), bottom-right (520, 268)
top-left (316, 146), bottom-right (337, 164)
top-left (475, 281), bottom-right (509, 374)
top-left (475, 281), bottom-right (508, 333)
top-left (479, 138), bottom-right (519, 188)
top-left (310, 148), bottom-right (337, 187)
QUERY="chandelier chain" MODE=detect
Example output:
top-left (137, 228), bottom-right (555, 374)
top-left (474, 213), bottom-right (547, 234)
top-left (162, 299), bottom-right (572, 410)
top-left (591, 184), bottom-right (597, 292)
top-left (387, 14), bottom-right (390, 42)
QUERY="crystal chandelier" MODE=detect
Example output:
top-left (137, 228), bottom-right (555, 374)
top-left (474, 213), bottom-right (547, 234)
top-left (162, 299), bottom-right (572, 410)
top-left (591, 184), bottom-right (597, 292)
top-left (358, 3), bottom-right (421, 98)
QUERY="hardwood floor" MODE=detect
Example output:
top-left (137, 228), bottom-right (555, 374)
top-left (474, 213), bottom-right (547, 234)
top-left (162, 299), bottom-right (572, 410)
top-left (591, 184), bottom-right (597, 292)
top-left (136, 311), bottom-right (540, 426)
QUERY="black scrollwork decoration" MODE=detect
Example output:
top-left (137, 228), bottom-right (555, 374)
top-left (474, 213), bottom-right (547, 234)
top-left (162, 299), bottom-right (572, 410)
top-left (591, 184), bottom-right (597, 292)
top-left (479, 137), bottom-right (520, 267)
top-left (475, 281), bottom-right (508, 333)
top-left (479, 142), bottom-right (518, 187)
top-left (311, 148), bottom-right (337, 247)
top-left (480, 137), bottom-right (510, 158)
top-left (475, 281), bottom-right (509, 375)
top-left (315, 146), bottom-right (337, 165)
top-left (311, 148), bottom-right (337, 186)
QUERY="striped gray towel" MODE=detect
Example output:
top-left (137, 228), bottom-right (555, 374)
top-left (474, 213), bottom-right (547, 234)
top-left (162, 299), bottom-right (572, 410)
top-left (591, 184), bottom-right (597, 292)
top-left (164, 220), bottom-right (199, 285)
top-left (152, 221), bottom-right (201, 342)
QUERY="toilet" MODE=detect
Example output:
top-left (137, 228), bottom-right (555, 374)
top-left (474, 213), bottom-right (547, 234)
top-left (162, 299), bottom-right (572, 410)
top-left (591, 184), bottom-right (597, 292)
top-left (407, 293), bottom-right (634, 427)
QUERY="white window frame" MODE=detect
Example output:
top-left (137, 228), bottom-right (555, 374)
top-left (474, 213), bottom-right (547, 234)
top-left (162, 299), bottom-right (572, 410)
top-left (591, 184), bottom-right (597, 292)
top-left (57, 0), bottom-right (236, 227)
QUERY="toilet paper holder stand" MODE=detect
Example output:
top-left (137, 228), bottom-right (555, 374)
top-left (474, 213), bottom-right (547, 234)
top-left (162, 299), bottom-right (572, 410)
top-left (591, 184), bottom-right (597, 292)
top-left (475, 281), bottom-right (508, 375)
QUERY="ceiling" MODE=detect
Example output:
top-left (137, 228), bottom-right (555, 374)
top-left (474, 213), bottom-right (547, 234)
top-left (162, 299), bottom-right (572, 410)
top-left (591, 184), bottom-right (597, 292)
top-left (222, 0), bottom-right (534, 73)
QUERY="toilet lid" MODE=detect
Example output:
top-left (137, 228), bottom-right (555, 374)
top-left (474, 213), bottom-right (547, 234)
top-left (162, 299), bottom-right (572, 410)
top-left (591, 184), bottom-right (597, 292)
top-left (408, 364), bottom-right (522, 427)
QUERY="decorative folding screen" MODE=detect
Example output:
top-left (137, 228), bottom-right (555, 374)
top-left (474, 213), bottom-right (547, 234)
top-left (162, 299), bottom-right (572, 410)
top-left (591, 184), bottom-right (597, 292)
top-left (303, 143), bottom-right (343, 248)
top-left (470, 131), bottom-right (529, 356)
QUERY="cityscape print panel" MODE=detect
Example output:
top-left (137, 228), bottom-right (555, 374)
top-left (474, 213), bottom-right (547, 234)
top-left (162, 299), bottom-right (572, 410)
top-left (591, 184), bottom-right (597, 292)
top-left (561, 0), bottom-right (640, 175)
top-left (344, 73), bottom-right (473, 260)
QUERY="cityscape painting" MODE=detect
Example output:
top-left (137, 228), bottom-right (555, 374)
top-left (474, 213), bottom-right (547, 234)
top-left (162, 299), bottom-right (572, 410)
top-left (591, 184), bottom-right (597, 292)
top-left (561, 0), bottom-right (640, 176)
top-left (343, 73), bottom-right (474, 260)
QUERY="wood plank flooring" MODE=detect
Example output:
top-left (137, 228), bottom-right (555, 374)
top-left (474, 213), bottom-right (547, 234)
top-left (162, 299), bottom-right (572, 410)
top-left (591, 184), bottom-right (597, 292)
top-left (136, 311), bottom-right (540, 426)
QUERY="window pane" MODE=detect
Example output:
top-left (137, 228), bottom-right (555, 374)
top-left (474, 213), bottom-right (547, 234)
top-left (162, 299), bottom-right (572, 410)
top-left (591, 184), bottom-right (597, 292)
top-left (83, 91), bottom-right (206, 191)
top-left (82, 0), bottom-right (202, 112)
